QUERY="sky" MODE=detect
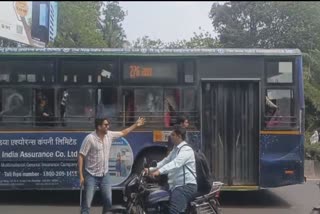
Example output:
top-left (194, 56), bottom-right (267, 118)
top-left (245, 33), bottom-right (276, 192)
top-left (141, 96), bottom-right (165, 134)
top-left (118, 1), bottom-right (217, 43)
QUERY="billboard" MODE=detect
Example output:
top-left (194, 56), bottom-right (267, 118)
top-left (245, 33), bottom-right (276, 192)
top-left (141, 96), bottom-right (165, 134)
top-left (0, 1), bottom-right (58, 47)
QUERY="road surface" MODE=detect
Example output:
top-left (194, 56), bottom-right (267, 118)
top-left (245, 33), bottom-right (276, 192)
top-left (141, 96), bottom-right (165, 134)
top-left (0, 180), bottom-right (318, 214)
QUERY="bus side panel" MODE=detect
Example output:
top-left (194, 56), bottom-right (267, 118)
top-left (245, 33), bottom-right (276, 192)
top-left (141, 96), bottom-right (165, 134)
top-left (259, 134), bottom-right (304, 187)
top-left (0, 131), bottom-right (165, 190)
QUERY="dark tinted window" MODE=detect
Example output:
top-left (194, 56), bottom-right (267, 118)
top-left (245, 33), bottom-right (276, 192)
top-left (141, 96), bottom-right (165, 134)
top-left (60, 61), bottom-right (115, 84)
top-left (0, 60), bottom-right (55, 83)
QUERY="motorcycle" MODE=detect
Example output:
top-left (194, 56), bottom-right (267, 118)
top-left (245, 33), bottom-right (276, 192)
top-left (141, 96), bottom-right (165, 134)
top-left (123, 159), bottom-right (224, 214)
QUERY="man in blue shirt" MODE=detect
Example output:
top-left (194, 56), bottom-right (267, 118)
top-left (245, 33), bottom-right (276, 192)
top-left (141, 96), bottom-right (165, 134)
top-left (149, 127), bottom-right (197, 214)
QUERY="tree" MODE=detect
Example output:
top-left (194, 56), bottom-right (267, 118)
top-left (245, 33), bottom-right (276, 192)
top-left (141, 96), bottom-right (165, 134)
top-left (100, 1), bottom-right (127, 48)
top-left (53, 2), bottom-right (105, 48)
top-left (209, 2), bottom-right (270, 48)
top-left (209, 2), bottom-right (320, 51)
top-left (183, 28), bottom-right (222, 48)
top-left (132, 29), bottom-right (221, 49)
top-left (131, 36), bottom-right (165, 49)
top-left (303, 51), bottom-right (320, 130)
top-left (166, 28), bottom-right (221, 49)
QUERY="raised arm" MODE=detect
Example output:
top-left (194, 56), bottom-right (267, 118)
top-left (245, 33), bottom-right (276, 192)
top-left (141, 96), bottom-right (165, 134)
top-left (119, 117), bottom-right (145, 137)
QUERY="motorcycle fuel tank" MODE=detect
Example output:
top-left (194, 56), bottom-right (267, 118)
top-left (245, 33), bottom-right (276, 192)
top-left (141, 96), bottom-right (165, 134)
top-left (147, 189), bottom-right (170, 204)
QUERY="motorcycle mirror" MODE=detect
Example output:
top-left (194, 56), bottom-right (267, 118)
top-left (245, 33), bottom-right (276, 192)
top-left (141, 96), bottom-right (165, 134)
top-left (151, 160), bottom-right (157, 167)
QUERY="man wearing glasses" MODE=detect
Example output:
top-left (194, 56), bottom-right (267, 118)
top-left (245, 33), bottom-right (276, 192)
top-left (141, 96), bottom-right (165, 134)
top-left (78, 117), bottom-right (145, 214)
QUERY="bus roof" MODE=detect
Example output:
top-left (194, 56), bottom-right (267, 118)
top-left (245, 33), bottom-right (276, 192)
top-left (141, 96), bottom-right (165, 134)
top-left (0, 48), bottom-right (302, 57)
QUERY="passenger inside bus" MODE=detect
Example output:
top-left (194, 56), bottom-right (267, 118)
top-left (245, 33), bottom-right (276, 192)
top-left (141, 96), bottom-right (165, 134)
top-left (60, 89), bottom-right (69, 126)
top-left (124, 89), bottom-right (182, 128)
top-left (164, 94), bottom-right (178, 127)
top-left (265, 96), bottom-right (280, 127)
top-left (124, 90), bottom-right (135, 126)
top-left (145, 92), bottom-right (161, 112)
top-left (136, 90), bottom-right (162, 127)
top-left (0, 90), bottom-right (24, 117)
top-left (36, 96), bottom-right (53, 126)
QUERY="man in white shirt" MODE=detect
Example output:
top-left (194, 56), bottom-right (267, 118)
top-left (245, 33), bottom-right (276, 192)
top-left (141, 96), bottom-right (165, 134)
top-left (149, 127), bottom-right (197, 214)
top-left (78, 117), bottom-right (145, 214)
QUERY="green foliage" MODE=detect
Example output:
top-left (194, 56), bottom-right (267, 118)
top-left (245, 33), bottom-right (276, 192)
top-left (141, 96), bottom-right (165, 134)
top-left (184, 30), bottom-right (222, 48)
top-left (132, 28), bottom-right (221, 49)
top-left (303, 51), bottom-right (320, 131)
top-left (305, 131), bottom-right (320, 161)
top-left (304, 50), bottom-right (320, 84)
top-left (100, 1), bottom-right (127, 48)
top-left (53, 2), bottom-right (105, 48)
top-left (209, 2), bottom-right (320, 51)
top-left (132, 36), bottom-right (165, 49)
top-left (209, 2), bottom-right (271, 48)
top-left (166, 28), bottom-right (222, 49)
top-left (53, 1), bottom-right (127, 48)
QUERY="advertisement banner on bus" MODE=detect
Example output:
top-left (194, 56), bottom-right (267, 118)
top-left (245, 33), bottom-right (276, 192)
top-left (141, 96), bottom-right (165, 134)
top-left (0, 132), bottom-right (136, 189)
top-left (0, 1), bottom-right (58, 47)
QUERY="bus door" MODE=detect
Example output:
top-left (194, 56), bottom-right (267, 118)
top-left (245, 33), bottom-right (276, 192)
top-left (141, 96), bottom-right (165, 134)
top-left (201, 81), bottom-right (259, 186)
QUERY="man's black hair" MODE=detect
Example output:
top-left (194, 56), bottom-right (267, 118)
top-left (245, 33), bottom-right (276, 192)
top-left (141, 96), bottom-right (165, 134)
top-left (177, 115), bottom-right (188, 125)
top-left (172, 126), bottom-right (186, 140)
top-left (95, 117), bottom-right (109, 129)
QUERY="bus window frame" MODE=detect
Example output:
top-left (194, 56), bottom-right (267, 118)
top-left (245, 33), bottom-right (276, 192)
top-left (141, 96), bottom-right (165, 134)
top-left (264, 58), bottom-right (296, 85)
top-left (263, 58), bottom-right (299, 130)
top-left (262, 87), bottom-right (298, 130)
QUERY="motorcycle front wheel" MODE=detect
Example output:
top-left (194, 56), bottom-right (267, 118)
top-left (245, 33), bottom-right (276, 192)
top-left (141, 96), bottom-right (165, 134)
top-left (128, 203), bottom-right (145, 214)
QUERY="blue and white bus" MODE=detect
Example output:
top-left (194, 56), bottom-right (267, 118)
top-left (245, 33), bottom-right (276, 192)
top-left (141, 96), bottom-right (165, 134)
top-left (0, 48), bottom-right (304, 190)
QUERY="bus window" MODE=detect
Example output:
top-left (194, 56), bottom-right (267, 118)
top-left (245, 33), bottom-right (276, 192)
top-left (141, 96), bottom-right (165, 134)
top-left (182, 88), bottom-right (197, 128)
top-left (0, 88), bottom-right (32, 126)
top-left (0, 61), bottom-right (55, 84)
top-left (96, 88), bottom-right (118, 125)
top-left (0, 74), bottom-right (9, 83)
top-left (164, 89), bottom-right (179, 127)
top-left (183, 61), bottom-right (195, 84)
top-left (122, 88), bottom-right (164, 128)
top-left (266, 61), bottom-right (293, 83)
top-left (264, 89), bottom-right (295, 128)
top-left (35, 89), bottom-right (55, 126)
top-left (123, 89), bottom-right (135, 126)
top-left (60, 61), bottom-right (115, 84)
top-left (63, 88), bottom-right (95, 127)
top-left (0, 63), bottom-right (10, 83)
top-left (136, 89), bottom-right (163, 127)
top-left (123, 88), bottom-right (183, 128)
